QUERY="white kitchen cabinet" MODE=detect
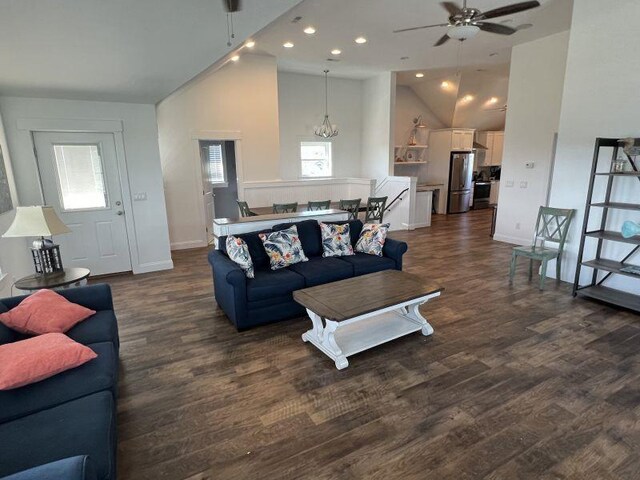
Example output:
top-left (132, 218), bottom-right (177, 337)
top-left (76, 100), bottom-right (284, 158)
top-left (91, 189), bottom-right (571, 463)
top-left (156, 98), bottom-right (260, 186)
top-left (491, 132), bottom-right (504, 166)
top-left (475, 131), bottom-right (504, 166)
top-left (490, 180), bottom-right (500, 204)
top-left (451, 129), bottom-right (474, 151)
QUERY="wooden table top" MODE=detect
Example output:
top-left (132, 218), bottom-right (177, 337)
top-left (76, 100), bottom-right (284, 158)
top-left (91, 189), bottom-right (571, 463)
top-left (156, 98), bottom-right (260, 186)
top-left (293, 270), bottom-right (443, 322)
top-left (15, 268), bottom-right (91, 290)
top-left (250, 202), bottom-right (367, 216)
top-left (213, 209), bottom-right (348, 225)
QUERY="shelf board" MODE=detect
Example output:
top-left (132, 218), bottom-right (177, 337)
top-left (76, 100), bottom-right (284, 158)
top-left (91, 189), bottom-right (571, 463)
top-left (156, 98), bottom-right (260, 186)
top-left (584, 230), bottom-right (640, 245)
top-left (594, 171), bottom-right (640, 176)
top-left (590, 202), bottom-right (640, 211)
top-left (582, 259), bottom-right (640, 278)
top-left (395, 161), bottom-right (427, 165)
top-left (395, 145), bottom-right (428, 149)
top-left (575, 285), bottom-right (640, 312)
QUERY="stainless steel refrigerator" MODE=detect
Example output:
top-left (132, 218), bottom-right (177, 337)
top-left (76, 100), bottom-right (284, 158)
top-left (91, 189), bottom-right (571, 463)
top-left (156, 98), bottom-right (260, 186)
top-left (447, 152), bottom-right (474, 214)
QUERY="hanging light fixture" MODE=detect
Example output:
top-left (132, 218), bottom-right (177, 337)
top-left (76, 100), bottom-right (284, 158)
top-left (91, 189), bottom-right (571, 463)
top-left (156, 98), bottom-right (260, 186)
top-left (314, 70), bottom-right (338, 138)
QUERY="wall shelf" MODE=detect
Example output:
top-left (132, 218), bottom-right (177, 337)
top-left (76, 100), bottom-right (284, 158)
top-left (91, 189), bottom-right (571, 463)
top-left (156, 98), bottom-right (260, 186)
top-left (590, 202), bottom-right (640, 211)
top-left (395, 161), bottom-right (427, 165)
top-left (395, 145), bottom-right (428, 149)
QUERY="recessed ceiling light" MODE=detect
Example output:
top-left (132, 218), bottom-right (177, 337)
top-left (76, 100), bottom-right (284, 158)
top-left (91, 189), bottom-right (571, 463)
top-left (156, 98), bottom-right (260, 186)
top-left (489, 97), bottom-right (499, 104)
top-left (331, 49), bottom-right (342, 55)
top-left (304, 26), bottom-right (316, 35)
top-left (231, 55), bottom-right (240, 62)
top-left (441, 81), bottom-right (450, 88)
top-left (462, 95), bottom-right (474, 102)
top-left (415, 73), bottom-right (424, 78)
top-left (283, 42), bottom-right (294, 48)
top-left (355, 36), bottom-right (367, 44)
top-left (245, 41), bottom-right (255, 48)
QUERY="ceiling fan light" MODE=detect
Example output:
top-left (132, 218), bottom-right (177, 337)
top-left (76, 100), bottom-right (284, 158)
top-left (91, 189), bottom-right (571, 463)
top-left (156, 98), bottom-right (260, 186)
top-left (447, 25), bottom-right (480, 40)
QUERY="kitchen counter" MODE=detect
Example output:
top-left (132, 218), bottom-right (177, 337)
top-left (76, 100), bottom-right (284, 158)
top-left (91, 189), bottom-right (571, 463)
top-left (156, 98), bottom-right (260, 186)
top-left (416, 183), bottom-right (444, 192)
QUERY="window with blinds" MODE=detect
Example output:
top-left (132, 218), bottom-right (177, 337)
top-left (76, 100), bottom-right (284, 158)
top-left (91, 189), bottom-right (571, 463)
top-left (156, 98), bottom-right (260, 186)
top-left (200, 141), bottom-right (226, 184)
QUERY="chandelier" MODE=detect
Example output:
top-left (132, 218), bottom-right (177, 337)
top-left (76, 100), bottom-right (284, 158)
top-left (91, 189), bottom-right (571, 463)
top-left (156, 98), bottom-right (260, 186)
top-left (314, 70), bottom-right (338, 138)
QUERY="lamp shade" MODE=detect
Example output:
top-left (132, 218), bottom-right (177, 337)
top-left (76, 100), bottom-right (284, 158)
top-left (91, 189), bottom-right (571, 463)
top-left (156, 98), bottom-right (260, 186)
top-left (2, 206), bottom-right (71, 238)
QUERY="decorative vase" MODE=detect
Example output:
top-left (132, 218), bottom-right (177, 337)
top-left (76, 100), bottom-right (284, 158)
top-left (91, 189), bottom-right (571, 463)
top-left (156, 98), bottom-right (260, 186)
top-left (621, 221), bottom-right (640, 239)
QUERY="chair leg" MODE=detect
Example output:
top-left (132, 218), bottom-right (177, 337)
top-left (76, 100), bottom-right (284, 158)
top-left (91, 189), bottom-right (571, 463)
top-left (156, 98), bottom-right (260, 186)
top-left (528, 259), bottom-right (534, 281)
top-left (556, 255), bottom-right (562, 283)
top-left (539, 259), bottom-right (548, 291)
top-left (509, 252), bottom-right (517, 285)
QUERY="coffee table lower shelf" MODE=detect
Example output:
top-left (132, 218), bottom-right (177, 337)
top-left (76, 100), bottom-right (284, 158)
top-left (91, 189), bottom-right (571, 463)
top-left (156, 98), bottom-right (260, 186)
top-left (301, 294), bottom-right (440, 370)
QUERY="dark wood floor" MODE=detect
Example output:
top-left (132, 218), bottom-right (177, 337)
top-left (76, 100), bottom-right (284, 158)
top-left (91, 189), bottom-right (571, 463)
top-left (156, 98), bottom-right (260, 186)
top-left (104, 209), bottom-right (640, 480)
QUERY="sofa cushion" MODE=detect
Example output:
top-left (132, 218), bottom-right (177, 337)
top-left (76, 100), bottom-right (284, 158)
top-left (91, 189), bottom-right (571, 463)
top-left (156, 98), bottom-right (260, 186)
top-left (0, 341), bottom-right (117, 424)
top-left (259, 225), bottom-right (309, 270)
top-left (0, 391), bottom-right (116, 480)
top-left (0, 334), bottom-right (97, 391)
top-left (288, 256), bottom-right (354, 287)
top-left (319, 222), bottom-right (354, 258)
top-left (219, 231), bottom-right (271, 271)
top-left (225, 236), bottom-right (254, 278)
top-left (0, 289), bottom-right (96, 335)
top-left (272, 220), bottom-right (322, 257)
top-left (337, 253), bottom-right (397, 276)
top-left (0, 455), bottom-right (97, 480)
top-left (246, 268), bottom-right (305, 302)
top-left (355, 223), bottom-right (390, 256)
top-left (325, 220), bottom-right (363, 247)
top-left (60, 311), bottom-right (119, 349)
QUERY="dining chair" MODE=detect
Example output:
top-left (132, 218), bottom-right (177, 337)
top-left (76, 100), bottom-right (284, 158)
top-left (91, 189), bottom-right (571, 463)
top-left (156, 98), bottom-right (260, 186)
top-left (273, 202), bottom-right (298, 214)
top-left (365, 196), bottom-right (388, 223)
top-left (307, 200), bottom-right (331, 211)
top-left (237, 200), bottom-right (257, 217)
top-left (509, 206), bottom-right (575, 290)
top-left (338, 198), bottom-right (361, 221)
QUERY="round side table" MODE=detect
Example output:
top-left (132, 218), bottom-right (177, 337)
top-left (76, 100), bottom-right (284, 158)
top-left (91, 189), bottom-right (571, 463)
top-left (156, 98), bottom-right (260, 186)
top-left (15, 268), bottom-right (91, 292)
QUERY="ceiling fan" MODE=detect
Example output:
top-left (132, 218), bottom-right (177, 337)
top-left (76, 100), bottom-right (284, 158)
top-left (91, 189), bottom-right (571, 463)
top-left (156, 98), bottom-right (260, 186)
top-left (487, 104), bottom-right (508, 112)
top-left (394, 1), bottom-right (541, 47)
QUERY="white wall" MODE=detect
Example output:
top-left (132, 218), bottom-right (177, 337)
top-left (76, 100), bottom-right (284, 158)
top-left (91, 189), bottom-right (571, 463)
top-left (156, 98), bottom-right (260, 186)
top-left (278, 71), bottom-right (363, 179)
top-left (0, 111), bottom-right (31, 297)
top-left (549, 0), bottom-right (640, 290)
top-left (0, 96), bottom-right (173, 274)
top-left (394, 85), bottom-right (445, 183)
top-left (157, 54), bottom-right (281, 249)
top-left (494, 31), bottom-right (570, 245)
top-left (361, 72), bottom-right (396, 183)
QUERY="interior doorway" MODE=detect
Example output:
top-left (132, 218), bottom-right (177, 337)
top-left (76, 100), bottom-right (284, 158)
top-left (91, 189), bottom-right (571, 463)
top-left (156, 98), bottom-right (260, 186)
top-left (199, 140), bottom-right (239, 243)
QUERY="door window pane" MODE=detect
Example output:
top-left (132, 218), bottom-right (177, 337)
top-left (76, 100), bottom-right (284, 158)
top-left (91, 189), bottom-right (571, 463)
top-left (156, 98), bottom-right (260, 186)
top-left (300, 141), bottom-right (332, 177)
top-left (200, 141), bottom-right (226, 184)
top-left (53, 144), bottom-right (108, 210)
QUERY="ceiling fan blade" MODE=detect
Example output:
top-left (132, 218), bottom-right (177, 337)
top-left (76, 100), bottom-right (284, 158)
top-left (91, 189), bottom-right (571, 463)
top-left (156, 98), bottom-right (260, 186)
top-left (223, 0), bottom-right (242, 12)
top-left (434, 34), bottom-right (451, 47)
top-left (478, 1), bottom-right (540, 20)
top-left (441, 2), bottom-right (462, 16)
top-left (393, 23), bottom-right (449, 33)
top-left (476, 22), bottom-right (517, 35)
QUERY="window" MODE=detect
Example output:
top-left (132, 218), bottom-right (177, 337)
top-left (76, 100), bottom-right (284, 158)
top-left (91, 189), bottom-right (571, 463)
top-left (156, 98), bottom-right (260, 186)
top-left (52, 144), bottom-right (108, 211)
top-left (200, 141), bottom-right (226, 184)
top-left (300, 141), bottom-right (332, 178)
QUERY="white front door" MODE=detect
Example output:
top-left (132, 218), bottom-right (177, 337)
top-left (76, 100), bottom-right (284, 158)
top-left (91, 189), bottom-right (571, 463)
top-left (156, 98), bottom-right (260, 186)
top-left (33, 131), bottom-right (132, 275)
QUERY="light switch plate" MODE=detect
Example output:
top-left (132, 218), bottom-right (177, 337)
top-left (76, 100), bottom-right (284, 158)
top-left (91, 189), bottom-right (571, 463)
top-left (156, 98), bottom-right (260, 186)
top-left (520, 181), bottom-right (528, 188)
top-left (133, 192), bottom-right (147, 201)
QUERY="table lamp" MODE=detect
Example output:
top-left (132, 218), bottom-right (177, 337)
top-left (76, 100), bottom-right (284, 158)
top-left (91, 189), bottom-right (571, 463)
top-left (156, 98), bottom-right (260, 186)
top-left (2, 206), bottom-right (71, 275)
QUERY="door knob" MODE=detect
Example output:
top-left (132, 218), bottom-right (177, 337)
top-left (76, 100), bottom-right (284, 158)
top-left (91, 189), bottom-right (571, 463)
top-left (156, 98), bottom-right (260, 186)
top-left (116, 211), bottom-right (124, 216)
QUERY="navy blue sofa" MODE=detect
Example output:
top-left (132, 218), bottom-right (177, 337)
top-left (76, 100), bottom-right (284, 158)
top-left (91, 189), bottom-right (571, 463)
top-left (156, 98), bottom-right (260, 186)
top-left (0, 284), bottom-right (119, 480)
top-left (208, 219), bottom-right (408, 330)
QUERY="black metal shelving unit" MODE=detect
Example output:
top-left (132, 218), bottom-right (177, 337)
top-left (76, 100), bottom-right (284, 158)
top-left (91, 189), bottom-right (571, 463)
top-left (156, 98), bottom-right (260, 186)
top-left (573, 137), bottom-right (640, 312)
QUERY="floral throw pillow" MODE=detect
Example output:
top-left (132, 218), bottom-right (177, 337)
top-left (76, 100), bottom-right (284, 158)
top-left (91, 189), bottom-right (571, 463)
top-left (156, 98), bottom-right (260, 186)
top-left (320, 223), bottom-right (354, 257)
top-left (225, 236), bottom-right (255, 278)
top-left (259, 226), bottom-right (308, 270)
top-left (355, 223), bottom-right (390, 256)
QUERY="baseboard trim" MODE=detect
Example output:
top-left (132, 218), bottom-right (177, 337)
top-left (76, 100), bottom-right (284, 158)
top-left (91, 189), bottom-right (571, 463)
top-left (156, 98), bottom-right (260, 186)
top-left (133, 260), bottom-right (174, 274)
top-left (171, 240), bottom-right (207, 250)
top-left (403, 222), bottom-right (430, 230)
top-left (493, 233), bottom-right (529, 245)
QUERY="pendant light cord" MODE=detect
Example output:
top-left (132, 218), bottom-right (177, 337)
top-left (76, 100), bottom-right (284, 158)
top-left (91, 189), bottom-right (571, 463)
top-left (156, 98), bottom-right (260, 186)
top-left (324, 69), bottom-right (329, 116)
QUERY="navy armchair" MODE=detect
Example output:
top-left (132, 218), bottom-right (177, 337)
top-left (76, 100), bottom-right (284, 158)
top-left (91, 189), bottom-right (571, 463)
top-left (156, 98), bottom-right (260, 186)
top-left (209, 219), bottom-right (408, 330)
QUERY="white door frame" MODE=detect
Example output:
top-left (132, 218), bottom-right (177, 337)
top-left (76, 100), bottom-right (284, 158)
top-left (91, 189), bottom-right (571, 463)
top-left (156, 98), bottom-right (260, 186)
top-left (190, 130), bottom-right (243, 246)
top-left (18, 118), bottom-right (140, 273)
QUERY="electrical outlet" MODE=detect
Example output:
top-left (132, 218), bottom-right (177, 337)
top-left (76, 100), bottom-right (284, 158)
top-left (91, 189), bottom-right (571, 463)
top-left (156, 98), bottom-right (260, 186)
top-left (520, 181), bottom-right (528, 188)
top-left (516, 222), bottom-right (521, 230)
top-left (506, 180), bottom-right (514, 187)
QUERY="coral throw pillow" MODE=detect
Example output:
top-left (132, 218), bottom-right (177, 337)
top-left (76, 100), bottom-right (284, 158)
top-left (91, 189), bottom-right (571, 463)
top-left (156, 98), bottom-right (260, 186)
top-left (0, 333), bottom-right (97, 390)
top-left (356, 223), bottom-right (390, 256)
top-left (0, 289), bottom-right (96, 335)
top-left (259, 225), bottom-right (308, 270)
top-left (226, 235), bottom-right (255, 278)
top-left (320, 223), bottom-right (354, 257)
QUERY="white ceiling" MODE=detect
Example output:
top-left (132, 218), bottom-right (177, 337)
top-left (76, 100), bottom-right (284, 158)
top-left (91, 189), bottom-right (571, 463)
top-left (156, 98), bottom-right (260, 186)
top-left (0, 0), bottom-right (301, 103)
top-left (255, 0), bottom-right (573, 79)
